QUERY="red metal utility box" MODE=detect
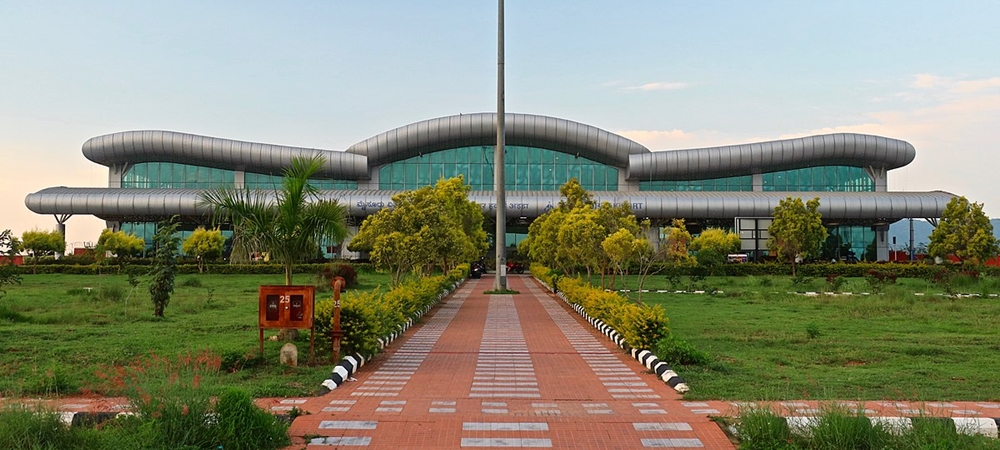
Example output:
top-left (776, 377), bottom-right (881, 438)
top-left (257, 285), bottom-right (316, 362)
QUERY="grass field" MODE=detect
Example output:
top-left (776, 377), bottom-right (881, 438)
top-left (0, 271), bottom-right (392, 398)
top-left (4, 270), bottom-right (1000, 403)
top-left (625, 275), bottom-right (1000, 401)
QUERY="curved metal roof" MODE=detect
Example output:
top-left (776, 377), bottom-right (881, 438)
top-left (82, 130), bottom-right (369, 179)
top-left (627, 133), bottom-right (916, 181)
top-left (345, 112), bottom-right (650, 168)
top-left (26, 187), bottom-right (954, 222)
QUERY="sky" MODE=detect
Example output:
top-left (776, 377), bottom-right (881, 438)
top-left (2, 1), bottom-right (1000, 249)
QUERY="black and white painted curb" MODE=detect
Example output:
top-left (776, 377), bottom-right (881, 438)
top-left (319, 281), bottom-right (463, 394)
top-left (608, 288), bottom-right (1000, 298)
top-left (536, 277), bottom-right (690, 394)
top-left (743, 416), bottom-right (1000, 439)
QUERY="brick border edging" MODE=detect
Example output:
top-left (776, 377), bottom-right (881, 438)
top-left (319, 280), bottom-right (464, 394)
top-left (534, 277), bottom-right (690, 394)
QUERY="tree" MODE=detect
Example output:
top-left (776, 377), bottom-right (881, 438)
top-left (97, 229), bottom-right (145, 257)
top-left (201, 155), bottom-right (349, 285)
top-left (519, 178), bottom-right (639, 281)
top-left (594, 201), bottom-right (641, 287)
top-left (663, 219), bottom-right (695, 266)
top-left (928, 196), bottom-right (999, 265)
top-left (149, 218), bottom-right (180, 317)
top-left (602, 228), bottom-right (639, 290)
top-left (349, 177), bottom-right (487, 286)
top-left (631, 221), bottom-right (669, 302)
top-left (0, 230), bottom-right (21, 299)
top-left (96, 229), bottom-right (145, 270)
top-left (20, 228), bottom-right (65, 262)
top-left (557, 206), bottom-right (605, 278)
top-left (768, 196), bottom-right (827, 276)
top-left (690, 228), bottom-right (741, 274)
top-left (181, 227), bottom-right (226, 273)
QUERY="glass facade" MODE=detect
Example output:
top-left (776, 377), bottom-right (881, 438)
top-left (763, 166), bottom-right (873, 192)
top-left (244, 172), bottom-right (358, 190)
top-left (640, 175), bottom-right (753, 192)
top-left (378, 146), bottom-right (619, 191)
top-left (639, 166), bottom-right (872, 192)
top-left (825, 225), bottom-right (877, 262)
top-left (122, 163), bottom-right (358, 190)
top-left (123, 162), bottom-right (234, 189)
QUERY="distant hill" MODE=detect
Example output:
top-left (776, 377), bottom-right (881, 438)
top-left (888, 219), bottom-right (1000, 250)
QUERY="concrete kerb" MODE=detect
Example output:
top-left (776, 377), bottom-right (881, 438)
top-left (534, 277), bottom-right (689, 394)
top-left (319, 280), bottom-right (464, 394)
top-left (774, 416), bottom-right (999, 439)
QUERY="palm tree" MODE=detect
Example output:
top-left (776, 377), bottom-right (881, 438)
top-left (201, 155), bottom-right (349, 285)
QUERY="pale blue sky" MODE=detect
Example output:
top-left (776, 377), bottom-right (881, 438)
top-left (3, 1), bottom-right (999, 247)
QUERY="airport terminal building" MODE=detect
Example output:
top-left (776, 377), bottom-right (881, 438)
top-left (25, 112), bottom-right (955, 261)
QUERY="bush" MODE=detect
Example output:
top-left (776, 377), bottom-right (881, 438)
top-left (316, 274), bottom-right (460, 358)
top-left (810, 407), bottom-right (890, 450)
top-left (215, 388), bottom-right (290, 450)
top-left (656, 335), bottom-right (709, 366)
top-left (178, 277), bottom-right (203, 288)
top-left (96, 284), bottom-right (126, 302)
top-left (734, 407), bottom-right (794, 450)
top-left (317, 262), bottom-right (359, 290)
top-left (2, 351), bottom-right (290, 450)
top-left (0, 404), bottom-right (104, 450)
top-left (732, 405), bottom-right (1000, 449)
top-left (826, 274), bottom-right (844, 291)
top-left (555, 273), bottom-right (670, 350)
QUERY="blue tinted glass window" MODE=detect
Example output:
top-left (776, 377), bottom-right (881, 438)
top-left (377, 146), bottom-right (618, 191)
top-left (761, 166), bottom-right (873, 192)
top-left (123, 162), bottom-right (235, 188)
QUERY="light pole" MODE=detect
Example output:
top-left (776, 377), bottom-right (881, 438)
top-left (494, 0), bottom-right (507, 290)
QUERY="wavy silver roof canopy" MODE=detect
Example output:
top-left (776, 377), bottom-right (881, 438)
top-left (346, 112), bottom-right (650, 168)
top-left (77, 119), bottom-right (915, 183)
top-left (628, 133), bottom-right (916, 181)
top-left (26, 187), bottom-right (954, 222)
top-left (27, 113), bottom-right (952, 229)
top-left (83, 130), bottom-right (369, 179)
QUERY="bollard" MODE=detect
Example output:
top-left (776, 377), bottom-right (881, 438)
top-left (331, 276), bottom-right (345, 363)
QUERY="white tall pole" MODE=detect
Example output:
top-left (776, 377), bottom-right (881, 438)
top-left (494, 0), bottom-right (507, 290)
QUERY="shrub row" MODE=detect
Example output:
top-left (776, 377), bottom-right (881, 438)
top-left (314, 264), bottom-right (469, 357)
top-left (533, 264), bottom-right (669, 350)
top-left (15, 262), bottom-right (375, 276)
top-left (654, 261), bottom-right (996, 279)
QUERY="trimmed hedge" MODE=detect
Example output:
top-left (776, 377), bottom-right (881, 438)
top-left (653, 261), bottom-right (989, 279)
top-left (14, 262), bottom-right (375, 276)
top-left (534, 264), bottom-right (669, 350)
top-left (314, 264), bottom-right (469, 358)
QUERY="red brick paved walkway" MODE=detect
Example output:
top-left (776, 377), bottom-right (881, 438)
top-left (279, 275), bottom-right (736, 449)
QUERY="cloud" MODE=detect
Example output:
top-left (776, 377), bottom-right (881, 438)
top-left (911, 73), bottom-right (947, 89)
top-left (952, 77), bottom-right (1000, 94)
top-left (908, 73), bottom-right (1000, 95)
top-left (618, 74), bottom-right (1000, 217)
top-left (624, 81), bottom-right (690, 91)
top-left (791, 75), bottom-right (1000, 215)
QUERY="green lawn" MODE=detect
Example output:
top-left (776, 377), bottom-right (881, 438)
top-left (0, 271), bottom-right (392, 398)
top-left (631, 276), bottom-right (1000, 401)
top-left (5, 271), bottom-right (1000, 403)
